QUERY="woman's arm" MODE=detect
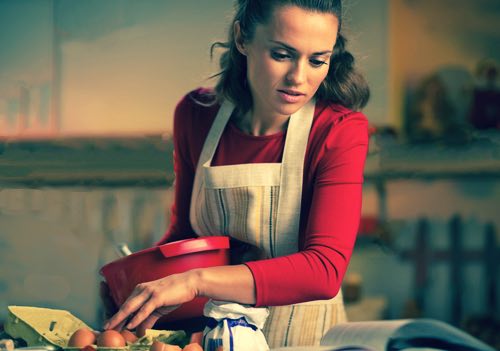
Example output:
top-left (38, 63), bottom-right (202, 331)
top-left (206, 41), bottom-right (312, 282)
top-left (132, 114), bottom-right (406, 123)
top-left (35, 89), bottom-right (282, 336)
top-left (246, 113), bottom-right (369, 306)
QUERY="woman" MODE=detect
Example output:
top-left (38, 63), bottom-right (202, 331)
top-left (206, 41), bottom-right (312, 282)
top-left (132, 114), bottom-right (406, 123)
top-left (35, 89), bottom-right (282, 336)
top-left (105, 0), bottom-right (370, 347)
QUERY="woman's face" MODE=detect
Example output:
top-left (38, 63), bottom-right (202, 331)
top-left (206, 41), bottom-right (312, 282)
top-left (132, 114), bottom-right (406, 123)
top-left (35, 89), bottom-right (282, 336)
top-left (236, 5), bottom-right (339, 120)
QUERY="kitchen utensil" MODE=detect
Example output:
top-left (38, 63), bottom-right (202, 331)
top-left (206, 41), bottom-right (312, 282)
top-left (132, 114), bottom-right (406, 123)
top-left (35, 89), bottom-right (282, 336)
top-left (100, 236), bottom-right (230, 323)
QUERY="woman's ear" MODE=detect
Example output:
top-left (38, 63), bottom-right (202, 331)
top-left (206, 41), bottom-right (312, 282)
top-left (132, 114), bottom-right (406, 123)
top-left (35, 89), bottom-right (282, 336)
top-left (234, 21), bottom-right (247, 56)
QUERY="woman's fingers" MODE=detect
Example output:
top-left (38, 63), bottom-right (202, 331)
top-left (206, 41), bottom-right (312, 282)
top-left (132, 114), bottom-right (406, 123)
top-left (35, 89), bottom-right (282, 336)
top-left (113, 316), bottom-right (129, 331)
top-left (136, 311), bottom-right (162, 332)
top-left (125, 294), bottom-right (158, 329)
top-left (104, 284), bottom-right (152, 329)
top-left (104, 272), bottom-right (195, 331)
top-left (125, 293), bottom-right (180, 329)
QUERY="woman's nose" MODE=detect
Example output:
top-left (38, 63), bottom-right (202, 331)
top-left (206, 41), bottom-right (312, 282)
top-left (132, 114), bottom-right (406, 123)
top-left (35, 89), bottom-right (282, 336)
top-left (286, 61), bottom-right (306, 85)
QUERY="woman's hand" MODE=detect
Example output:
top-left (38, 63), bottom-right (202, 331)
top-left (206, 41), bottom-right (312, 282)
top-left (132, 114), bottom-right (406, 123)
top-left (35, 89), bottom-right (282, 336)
top-left (104, 264), bottom-right (256, 332)
top-left (103, 271), bottom-right (199, 331)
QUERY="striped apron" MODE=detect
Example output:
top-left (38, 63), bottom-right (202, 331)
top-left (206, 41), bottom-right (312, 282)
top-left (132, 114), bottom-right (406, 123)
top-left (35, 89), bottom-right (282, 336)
top-left (189, 99), bottom-right (347, 347)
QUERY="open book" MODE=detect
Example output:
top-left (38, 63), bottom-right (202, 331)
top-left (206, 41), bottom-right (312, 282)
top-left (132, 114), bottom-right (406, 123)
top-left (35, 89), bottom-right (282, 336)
top-left (272, 319), bottom-right (495, 351)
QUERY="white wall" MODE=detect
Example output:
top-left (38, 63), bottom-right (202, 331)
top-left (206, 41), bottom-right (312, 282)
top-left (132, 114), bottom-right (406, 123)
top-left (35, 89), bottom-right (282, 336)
top-left (0, 0), bottom-right (390, 136)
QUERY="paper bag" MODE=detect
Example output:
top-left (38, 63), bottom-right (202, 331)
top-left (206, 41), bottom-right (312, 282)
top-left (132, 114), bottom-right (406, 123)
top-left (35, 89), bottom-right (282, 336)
top-left (202, 300), bottom-right (269, 351)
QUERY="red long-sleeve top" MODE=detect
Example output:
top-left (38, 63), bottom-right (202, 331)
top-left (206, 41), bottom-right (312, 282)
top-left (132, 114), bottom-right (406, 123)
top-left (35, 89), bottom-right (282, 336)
top-left (157, 88), bottom-right (369, 307)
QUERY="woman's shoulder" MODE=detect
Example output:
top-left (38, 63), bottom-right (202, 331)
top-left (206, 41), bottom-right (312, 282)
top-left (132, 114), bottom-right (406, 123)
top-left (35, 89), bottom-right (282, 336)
top-left (174, 87), bottom-right (221, 131)
top-left (314, 100), bottom-right (368, 125)
top-left (175, 87), bottom-right (220, 114)
top-left (173, 88), bottom-right (221, 163)
top-left (312, 100), bottom-right (369, 149)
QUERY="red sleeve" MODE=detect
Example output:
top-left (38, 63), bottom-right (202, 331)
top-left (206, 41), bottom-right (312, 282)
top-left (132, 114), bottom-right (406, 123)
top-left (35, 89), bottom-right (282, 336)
top-left (155, 94), bottom-right (198, 245)
top-left (245, 113), bottom-right (369, 306)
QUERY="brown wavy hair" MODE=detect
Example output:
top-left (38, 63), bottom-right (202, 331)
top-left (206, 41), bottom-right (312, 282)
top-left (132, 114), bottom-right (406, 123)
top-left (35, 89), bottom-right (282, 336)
top-left (208, 0), bottom-right (370, 114)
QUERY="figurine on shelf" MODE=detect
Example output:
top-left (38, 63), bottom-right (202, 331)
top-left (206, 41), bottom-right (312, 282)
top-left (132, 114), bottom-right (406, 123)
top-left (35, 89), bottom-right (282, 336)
top-left (404, 73), bottom-right (469, 144)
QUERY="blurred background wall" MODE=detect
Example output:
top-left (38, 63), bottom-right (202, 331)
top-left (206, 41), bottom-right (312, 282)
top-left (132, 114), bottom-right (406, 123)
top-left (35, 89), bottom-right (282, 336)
top-left (0, 0), bottom-right (499, 347)
top-left (0, 0), bottom-right (394, 136)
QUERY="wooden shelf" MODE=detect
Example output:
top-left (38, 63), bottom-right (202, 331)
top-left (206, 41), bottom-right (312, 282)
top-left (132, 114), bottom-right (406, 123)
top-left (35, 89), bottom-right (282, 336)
top-left (1, 131), bottom-right (499, 188)
top-left (364, 133), bottom-right (500, 181)
top-left (0, 135), bottom-right (174, 187)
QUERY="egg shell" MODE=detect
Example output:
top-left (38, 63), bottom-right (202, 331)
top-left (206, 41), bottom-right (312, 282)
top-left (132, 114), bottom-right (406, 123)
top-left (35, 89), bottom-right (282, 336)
top-left (68, 328), bottom-right (97, 347)
top-left (119, 330), bottom-right (138, 344)
top-left (136, 325), bottom-right (147, 338)
top-left (96, 330), bottom-right (126, 348)
top-left (182, 343), bottom-right (202, 351)
top-left (188, 332), bottom-right (202, 345)
top-left (150, 341), bottom-right (181, 351)
top-left (150, 341), bottom-right (166, 351)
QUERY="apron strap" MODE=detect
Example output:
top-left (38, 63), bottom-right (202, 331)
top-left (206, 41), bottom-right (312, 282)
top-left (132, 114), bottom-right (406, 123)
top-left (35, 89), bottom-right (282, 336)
top-left (274, 98), bottom-right (316, 256)
top-left (190, 100), bottom-right (235, 234)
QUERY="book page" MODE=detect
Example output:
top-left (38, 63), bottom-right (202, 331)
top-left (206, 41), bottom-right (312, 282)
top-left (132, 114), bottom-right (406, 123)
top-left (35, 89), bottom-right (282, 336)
top-left (320, 320), bottom-right (412, 350)
top-left (319, 319), bottom-right (495, 351)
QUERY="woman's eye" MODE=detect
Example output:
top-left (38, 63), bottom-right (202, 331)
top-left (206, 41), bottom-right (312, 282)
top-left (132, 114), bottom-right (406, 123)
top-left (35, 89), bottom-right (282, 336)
top-left (271, 51), bottom-right (291, 61)
top-left (310, 59), bottom-right (327, 68)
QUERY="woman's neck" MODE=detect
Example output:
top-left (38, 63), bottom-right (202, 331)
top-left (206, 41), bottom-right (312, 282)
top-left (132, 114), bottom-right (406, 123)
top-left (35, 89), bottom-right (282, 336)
top-left (234, 109), bottom-right (290, 136)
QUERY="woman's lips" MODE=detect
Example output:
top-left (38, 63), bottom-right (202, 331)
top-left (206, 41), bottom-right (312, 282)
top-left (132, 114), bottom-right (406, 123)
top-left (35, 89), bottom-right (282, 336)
top-left (277, 89), bottom-right (305, 103)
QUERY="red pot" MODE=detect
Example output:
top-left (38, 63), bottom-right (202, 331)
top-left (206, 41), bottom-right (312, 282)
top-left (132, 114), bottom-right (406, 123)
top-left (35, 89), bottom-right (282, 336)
top-left (100, 236), bottom-right (230, 323)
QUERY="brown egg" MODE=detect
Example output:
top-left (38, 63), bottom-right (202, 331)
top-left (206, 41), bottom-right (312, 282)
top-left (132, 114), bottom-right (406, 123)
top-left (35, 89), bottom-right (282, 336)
top-left (182, 343), bottom-right (203, 351)
top-left (188, 332), bottom-right (203, 345)
top-left (96, 330), bottom-right (126, 348)
top-left (120, 330), bottom-right (138, 344)
top-left (150, 341), bottom-right (181, 351)
top-left (150, 340), bottom-right (167, 351)
top-left (136, 324), bottom-right (147, 338)
top-left (68, 328), bottom-right (96, 347)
